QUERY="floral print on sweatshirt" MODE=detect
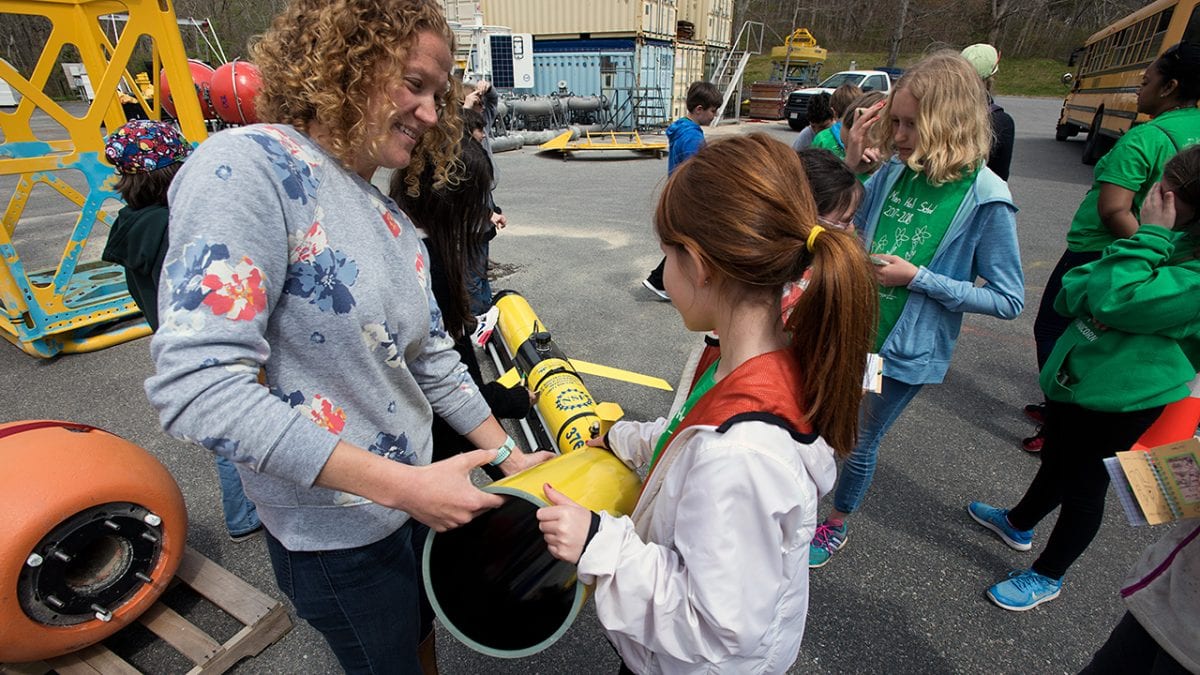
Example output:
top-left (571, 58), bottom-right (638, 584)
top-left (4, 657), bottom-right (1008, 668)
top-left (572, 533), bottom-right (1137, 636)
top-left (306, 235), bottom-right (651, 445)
top-left (165, 240), bottom-right (266, 322)
top-left (284, 209), bottom-right (359, 314)
top-left (241, 126), bottom-right (321, 204)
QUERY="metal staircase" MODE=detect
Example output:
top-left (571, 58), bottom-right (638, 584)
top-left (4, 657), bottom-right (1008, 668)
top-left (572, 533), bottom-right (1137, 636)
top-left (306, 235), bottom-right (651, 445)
top-left (632, 86), bottom-right (670, 129)
top-left (711, 21), bottom-right (764, 126)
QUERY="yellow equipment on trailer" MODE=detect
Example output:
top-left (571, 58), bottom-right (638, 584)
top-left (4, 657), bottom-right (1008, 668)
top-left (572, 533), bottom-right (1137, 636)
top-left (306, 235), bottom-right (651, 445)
top-left (0, 0), bottom-right (208, 357)
top-left (749, 27), bottom-right (828, 120)
top-left (539, 129), bottom-right (666, 159)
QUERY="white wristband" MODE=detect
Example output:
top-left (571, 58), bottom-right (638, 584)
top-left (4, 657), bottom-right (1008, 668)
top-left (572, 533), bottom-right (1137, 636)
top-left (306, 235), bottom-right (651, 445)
top-left (489, 436), bottom-right (516, 467)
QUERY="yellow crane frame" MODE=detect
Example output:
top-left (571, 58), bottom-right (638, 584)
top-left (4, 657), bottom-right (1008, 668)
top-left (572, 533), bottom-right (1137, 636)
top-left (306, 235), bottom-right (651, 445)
top-left (0, 0), bottom-right (208, 357)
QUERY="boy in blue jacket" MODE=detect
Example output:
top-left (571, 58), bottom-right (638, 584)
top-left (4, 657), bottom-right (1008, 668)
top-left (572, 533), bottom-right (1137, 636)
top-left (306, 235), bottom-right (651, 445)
top-left (643, 81), bottom-right (721, 300)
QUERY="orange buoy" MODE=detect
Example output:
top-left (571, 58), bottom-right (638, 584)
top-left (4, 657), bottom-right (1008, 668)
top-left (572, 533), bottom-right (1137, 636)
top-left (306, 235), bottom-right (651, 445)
top-left (159, 60), bottom-right (216, 120)
top-left (210, 59), bottom-right (262, 125)
top-left (0, 421), bottom-right (187, 662)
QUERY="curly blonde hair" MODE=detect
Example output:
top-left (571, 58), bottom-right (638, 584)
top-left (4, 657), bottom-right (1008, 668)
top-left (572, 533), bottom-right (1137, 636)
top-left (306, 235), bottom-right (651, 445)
top-left (871, 51), bottom-right (991, 185)
top-left (251, 0), bottom-right (462, 187)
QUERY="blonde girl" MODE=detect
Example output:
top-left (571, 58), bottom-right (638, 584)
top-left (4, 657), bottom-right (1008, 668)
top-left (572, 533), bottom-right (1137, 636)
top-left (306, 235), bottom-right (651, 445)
top-left (809, 51), bottom-right (1025, 568)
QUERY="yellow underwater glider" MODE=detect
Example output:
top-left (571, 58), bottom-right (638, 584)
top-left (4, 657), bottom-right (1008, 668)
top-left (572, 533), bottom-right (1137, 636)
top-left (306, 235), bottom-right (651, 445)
top-left (422, 290), bottom-right (671, 659)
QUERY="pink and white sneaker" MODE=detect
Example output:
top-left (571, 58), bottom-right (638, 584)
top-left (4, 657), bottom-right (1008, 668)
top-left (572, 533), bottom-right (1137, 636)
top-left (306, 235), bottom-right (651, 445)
top-left (471, 306), bottom-right (500, 348)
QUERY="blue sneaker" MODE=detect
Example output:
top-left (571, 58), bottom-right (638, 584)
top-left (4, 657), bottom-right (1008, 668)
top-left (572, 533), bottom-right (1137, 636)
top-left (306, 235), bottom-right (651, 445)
top-left (808, 520), bottom-right (848, 568)
top-left (987, 569), bottom-right (1062, 611)
top-left (968, 502), bottom-right (1033, 551)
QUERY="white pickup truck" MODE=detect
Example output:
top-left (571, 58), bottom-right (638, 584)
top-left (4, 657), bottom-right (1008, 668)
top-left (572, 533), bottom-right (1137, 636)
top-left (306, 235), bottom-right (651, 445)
top-left (784, 69), bottom-right (897, 130)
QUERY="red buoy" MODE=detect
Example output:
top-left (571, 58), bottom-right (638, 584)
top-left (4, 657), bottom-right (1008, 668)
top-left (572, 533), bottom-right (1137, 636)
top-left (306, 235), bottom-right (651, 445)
top-left (159, 60), bottom-right (216, 120)
top-left (210, 59), bottom-right (262, 125)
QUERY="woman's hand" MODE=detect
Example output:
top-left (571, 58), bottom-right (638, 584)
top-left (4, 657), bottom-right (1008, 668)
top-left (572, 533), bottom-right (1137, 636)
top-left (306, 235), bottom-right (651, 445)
top-left (1139, 182), bottom-right (1176, 230)
top-left (403, 450), bottom-right (506, 531)
top-left (537, 484), bottom-right (594, 563)
top-left (585, 435), bottom-right (609, 450)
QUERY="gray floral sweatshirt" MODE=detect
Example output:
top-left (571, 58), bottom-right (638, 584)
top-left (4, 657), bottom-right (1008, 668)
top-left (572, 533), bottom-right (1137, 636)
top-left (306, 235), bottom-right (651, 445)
top-left (146, 124), bottom-right (489, 551)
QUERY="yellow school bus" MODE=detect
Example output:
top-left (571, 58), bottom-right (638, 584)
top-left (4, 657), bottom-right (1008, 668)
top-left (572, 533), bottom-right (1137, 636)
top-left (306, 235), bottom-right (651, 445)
top-left (1056, 0), bottom-right (1200, 164)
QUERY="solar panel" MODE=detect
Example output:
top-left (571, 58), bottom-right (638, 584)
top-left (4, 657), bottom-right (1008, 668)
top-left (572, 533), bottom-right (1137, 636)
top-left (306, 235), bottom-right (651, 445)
top-left (490, 35), bottom-right (515, 88)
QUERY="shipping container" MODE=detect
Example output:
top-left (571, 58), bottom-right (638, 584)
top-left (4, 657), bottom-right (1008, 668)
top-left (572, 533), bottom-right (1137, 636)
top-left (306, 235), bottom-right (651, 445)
top-left (676, 0), bottom-right (733, 48)
top-left (671, 40), bottom-right (705, 119)
top-left (519, 38), bottom-right (675, 129)
top-left (703, 44), bottom-right (724, 80)
top-left (479, 0), bottom-right (677, 41)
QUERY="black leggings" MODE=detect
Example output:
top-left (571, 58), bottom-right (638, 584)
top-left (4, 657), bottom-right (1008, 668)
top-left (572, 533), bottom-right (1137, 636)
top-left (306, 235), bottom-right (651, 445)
top-left (1033, 249), bottom-right (1103, 369)
top-left (1007, 401), bottom-right (1163, 580)
top-left (1079, 611), bottom-right (1191, 674)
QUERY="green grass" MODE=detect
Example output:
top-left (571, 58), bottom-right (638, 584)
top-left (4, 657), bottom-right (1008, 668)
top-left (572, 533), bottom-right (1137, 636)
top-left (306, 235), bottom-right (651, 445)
top-left (743, 51), bottom-right (1073, 98)
top-left (992, 57), bottom-right (1074, 98)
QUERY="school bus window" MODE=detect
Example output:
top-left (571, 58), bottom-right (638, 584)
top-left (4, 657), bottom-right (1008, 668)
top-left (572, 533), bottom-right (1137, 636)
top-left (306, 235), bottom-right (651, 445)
top-left (1137, 19), bottom-right (1155, 62)
top-left (1115, 28), bottom-right (1130, 65)
top-left (1128, 20), bottom-right (1144, 64)
top-left (1135, 17), bottom-right (1154, 63)
top-left (1136, 17), bottom-right (1152, 61)
top-left (1158, 9), bottom-right (1173, 34)
top-left (1137, 15), bottom-right (1156, 60)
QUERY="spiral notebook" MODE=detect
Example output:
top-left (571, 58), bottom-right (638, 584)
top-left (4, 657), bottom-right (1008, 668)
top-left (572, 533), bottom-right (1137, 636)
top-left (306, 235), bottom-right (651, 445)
top-left (1107, 438), bottom-right (1200, 526)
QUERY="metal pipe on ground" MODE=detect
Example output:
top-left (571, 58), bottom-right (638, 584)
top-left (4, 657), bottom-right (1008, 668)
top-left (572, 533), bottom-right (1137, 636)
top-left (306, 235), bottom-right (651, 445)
top-left (489, 135), bottom-right (524, 153)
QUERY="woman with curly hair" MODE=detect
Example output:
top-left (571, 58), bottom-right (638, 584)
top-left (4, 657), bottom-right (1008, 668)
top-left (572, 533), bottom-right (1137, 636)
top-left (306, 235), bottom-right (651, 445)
top-left (144, 0), bottom-right (549, 670)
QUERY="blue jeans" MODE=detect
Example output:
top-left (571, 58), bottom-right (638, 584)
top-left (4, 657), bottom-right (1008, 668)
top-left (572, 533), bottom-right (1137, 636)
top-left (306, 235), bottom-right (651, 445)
top-left (215, 455), bottom-right (260, 536)
top-left (466, 240), bottom-right (493, 316)
top-left (833, 376), bottom-right (924, 514)
top-left (264, 521), bottom-right (434, 675)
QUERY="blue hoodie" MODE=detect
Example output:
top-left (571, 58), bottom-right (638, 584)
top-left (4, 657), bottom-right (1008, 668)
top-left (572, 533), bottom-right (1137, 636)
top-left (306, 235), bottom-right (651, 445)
top-left (666, 116), bottom-right (704, 174)
top-left (855, 158), bottom-right (1025, 384)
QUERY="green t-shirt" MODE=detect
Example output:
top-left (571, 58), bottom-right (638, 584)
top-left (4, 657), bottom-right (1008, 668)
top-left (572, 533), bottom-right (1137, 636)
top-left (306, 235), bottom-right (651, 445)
top-left (870, 167), bottom-right (977, 350)
top-left (1066, 107), bottom-right (1200, 253)
top-left (810, 124), bottom-right (845, 160)
top-left (648, 360), bottom-right (718, 476)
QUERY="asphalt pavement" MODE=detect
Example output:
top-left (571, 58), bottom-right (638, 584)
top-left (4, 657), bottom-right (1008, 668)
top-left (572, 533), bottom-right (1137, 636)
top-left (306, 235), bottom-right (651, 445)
top-left (0, 96), bottom-right (1170, 674)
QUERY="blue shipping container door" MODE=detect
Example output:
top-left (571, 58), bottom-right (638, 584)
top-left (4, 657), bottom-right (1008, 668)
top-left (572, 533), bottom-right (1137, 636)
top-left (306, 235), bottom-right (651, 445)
top-left (521, 39), bottom-right (674, 129)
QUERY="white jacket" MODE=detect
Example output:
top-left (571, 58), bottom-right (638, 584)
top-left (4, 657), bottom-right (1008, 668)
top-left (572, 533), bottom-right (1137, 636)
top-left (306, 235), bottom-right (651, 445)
top-left (577, 414), bottom-right (837, 674)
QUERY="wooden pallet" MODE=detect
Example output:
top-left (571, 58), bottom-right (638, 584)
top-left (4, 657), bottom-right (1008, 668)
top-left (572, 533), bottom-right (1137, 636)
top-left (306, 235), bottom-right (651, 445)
top-left (2, 547), bottom-right (293, 674)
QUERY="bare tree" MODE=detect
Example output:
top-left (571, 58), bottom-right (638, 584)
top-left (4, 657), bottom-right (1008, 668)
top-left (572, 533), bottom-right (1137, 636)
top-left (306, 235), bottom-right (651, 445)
top-left (988, 0), bottom-right (1019, 45)
top-left (887, 0), bottom-right (911, 67)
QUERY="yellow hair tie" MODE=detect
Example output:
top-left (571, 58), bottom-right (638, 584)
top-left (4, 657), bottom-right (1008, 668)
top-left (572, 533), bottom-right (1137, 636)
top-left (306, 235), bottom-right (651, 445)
top-left (806, 225), bottom-right (826, 252)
